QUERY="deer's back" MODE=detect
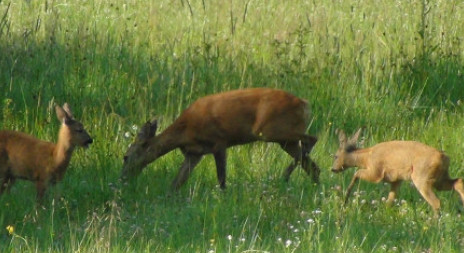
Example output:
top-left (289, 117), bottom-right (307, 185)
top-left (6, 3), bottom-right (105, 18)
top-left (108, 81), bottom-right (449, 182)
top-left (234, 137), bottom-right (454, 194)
top-left (0, 130), bottom-right (55, 178)
top-left (369, 141), bottom-right (447, 181)
top-left (176, 88), bottom-right (309, 144)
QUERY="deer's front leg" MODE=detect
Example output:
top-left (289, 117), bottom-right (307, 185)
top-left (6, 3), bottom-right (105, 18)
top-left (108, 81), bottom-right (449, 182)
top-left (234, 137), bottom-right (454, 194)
top-left (36, 180), bottom-right (48, 201)
top-left (345, 168), bottom-right (383, 205)
top-left (171, 154), bottom-right (203, 191)
top-left (386, 181), bottom-right (402, 206)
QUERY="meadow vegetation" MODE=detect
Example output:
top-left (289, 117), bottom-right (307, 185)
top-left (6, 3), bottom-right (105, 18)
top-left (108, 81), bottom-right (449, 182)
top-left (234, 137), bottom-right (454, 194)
top-left (1, 0), bottom-right (464, 252)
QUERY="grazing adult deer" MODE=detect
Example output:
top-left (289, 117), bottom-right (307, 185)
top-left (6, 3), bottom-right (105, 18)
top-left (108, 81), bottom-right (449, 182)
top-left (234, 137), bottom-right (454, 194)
top-left (121, 88), bottom-right (320, 190)
top-left (332, 128), bottom-right (464, 214)
top-left (0, 103), bottom-right (93, 200)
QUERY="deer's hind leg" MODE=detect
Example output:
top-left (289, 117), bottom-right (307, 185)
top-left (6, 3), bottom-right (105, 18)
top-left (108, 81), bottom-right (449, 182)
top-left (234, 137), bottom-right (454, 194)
top-left (279, 140), bottom-right (318, 183)
top-left (279, 135), bottom-right (319, 183)
top-left (451, 179), bottom-right (464, 208)
top-left (301, 135), bottom-right (320, 183)
top-left (434, 177), bottom-right (464, 209)
top-left (213, 149), bottom-right (227, 189)
top-left (414, 179), bottom-right (441, 213)
top-left (279, 141), bottom-right (300, 182)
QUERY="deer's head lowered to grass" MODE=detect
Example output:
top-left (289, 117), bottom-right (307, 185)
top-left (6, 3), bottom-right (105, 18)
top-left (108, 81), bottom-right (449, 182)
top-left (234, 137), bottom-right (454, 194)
top-left (0, 103), bottom-right (93, 200)
top-left (332, 128), bottom-right (464, 214)
top-left (121, 88), bottom-right (320, 190)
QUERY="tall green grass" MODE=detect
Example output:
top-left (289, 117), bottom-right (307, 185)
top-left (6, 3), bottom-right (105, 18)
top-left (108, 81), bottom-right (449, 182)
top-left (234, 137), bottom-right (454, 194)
top-left (1, 0), bottom-right (464, 252)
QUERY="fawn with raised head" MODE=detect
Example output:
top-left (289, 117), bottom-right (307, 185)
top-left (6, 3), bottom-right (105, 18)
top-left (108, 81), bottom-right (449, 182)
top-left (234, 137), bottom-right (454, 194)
top-left (332, 128), bottom-right (464, 214)
top-left (0, 103), bottom-right (93, 200)
top-left (121, 88), bottom-right (320, 190)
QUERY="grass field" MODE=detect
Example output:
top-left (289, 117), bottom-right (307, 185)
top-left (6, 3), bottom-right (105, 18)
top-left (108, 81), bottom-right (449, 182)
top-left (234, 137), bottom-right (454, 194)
top-left (1, 0), bottom-right (464, 252)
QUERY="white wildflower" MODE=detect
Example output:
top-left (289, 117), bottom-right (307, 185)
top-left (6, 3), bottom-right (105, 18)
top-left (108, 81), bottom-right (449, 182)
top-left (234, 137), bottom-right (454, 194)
top-left (285, 239), bottom-right (292, 248)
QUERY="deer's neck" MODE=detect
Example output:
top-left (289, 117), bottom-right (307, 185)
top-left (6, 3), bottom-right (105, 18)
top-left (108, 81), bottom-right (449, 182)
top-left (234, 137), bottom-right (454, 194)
top-left (143, 122), bottom-right (186, 166)
top-left (154, 124), bottom-right (185, 157)
top-left (53, 124), bottom-right (75, 171)
top-left (346, 148), bottom-right (370, 168)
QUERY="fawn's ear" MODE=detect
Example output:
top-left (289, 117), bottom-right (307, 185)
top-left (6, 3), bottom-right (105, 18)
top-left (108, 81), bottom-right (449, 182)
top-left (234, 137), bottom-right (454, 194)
top-left (348, 128), bottom-right (363, 146)
top-left (62, 103), bottom-right (74, 119)
top-left (56, 104), bottom-right (72, 124)
top-left (336, 129), bottom-right (347, 145)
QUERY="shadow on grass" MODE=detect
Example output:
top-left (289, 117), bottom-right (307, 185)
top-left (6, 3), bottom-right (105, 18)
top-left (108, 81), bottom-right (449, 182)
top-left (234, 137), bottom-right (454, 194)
top-left (1, 6), bottom-right (464, 250)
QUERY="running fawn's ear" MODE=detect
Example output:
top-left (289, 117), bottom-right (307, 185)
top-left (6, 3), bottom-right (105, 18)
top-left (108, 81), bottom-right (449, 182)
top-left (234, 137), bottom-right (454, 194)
top-left (336, 129), bottom-right (347, 146)
top-left (348, 128), bottom-right (362, 147)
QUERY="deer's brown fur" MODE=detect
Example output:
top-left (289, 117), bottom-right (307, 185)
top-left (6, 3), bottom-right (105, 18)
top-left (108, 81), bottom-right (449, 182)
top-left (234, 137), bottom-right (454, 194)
top-left (332, 128), bottom-right (464, 214)
top-left (121, 88), bottom-right (320, 190)
top-left (0, 103), bottom-right (93, 200)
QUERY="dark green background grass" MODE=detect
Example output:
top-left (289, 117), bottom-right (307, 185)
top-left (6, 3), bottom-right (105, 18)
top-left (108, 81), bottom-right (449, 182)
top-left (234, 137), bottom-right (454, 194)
top-left (1, 0), bottom-right (464, 252)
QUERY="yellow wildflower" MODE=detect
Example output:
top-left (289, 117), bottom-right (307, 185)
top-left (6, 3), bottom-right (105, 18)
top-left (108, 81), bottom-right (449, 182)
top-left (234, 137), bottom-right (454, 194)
top-left (6, 225), bottom-right (14, 235)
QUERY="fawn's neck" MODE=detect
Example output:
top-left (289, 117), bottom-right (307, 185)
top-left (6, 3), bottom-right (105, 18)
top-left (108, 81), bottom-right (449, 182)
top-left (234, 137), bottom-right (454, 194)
top-left (53, 124), bottom-right (75, 171)
top-left (346, 148), bottom-right (371, 168)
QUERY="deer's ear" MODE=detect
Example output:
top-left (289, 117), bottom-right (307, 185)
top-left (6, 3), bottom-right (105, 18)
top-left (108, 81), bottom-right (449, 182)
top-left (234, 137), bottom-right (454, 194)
top-left (148, 118), bottom-right (158, 137)
top-left (348, 128), bottom-right (363, 145)
top-left (55, 104), bottom-right (72, 124)
top-left (336, 129), bottom-right (347, 144)
top-left (138, 119), bottom-right (158, 140)
top-left (62, 103), bottom-right (74, 119)
top-left (149, 118), bottom-right (158, 134)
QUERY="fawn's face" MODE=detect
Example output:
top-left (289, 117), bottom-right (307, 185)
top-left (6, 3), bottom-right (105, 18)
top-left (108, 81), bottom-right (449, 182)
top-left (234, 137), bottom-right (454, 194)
top-left (331, 145), bottom-right (347, 173)
top-left (121, 119), bottom-right (158, 180)
top-left (56, 103), bottom-right (93, 148)
top-left (331, 128), bottom-right (362, 173)
top-left (66, 119), bottom-right (93, 148)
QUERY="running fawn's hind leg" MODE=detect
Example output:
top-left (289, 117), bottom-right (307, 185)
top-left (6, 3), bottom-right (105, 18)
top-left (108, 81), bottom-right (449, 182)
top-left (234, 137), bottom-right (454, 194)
top-left (435, 178), bottom-right (464, 209)
top-left (415, 181), bottom-right (441, 214)
top-left (452, 179), bottom-right (464, 208)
